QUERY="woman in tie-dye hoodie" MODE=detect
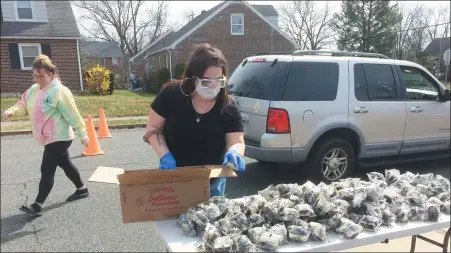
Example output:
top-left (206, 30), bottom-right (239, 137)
top-left (3, 55), bottom-right (90, 216)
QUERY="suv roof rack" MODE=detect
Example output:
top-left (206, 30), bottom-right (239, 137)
top-left (292, 50), bottom-right (390, 59)
top-left (253, 52), bottom-right (293, 56)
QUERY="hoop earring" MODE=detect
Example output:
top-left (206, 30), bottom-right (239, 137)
top-left (180, 78), bottom-right (196, 96)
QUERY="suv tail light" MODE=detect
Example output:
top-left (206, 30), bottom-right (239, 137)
top-left (266, 108), bottom-right (290, 134)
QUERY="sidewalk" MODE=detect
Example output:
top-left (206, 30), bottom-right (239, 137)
top-left (340, 229), bottom-right (450, 252)
top-left (1, 115), bottom-right (147, 128)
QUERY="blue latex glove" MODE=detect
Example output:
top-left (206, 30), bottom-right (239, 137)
top-left (160, 152), bottom-right (177, 170)
top-left (222, 150), bottom-right (246, 173)
top-left (210, 178), bottom-right (227, 197)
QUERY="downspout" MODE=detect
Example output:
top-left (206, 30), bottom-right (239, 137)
top-left (166, 48), bottom-right (173, 80)
top-left (76, 39), bottom-right (83, 92)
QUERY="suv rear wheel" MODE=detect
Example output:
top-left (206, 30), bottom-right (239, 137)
top-left (308, 138), bottom-right (356, 183)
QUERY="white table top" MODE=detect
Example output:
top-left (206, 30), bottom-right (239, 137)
top-left (153, 214), bottom-right (450, 252)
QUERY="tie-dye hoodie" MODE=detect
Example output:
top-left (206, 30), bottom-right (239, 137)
top-left (7, 79), bottom-right (87, 146)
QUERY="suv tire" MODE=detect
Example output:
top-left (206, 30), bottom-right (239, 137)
top-left (308, 138), bottom-right (356, 183)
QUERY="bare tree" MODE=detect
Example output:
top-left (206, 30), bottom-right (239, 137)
top-left (425, 5), bottom-right (450, 42)
top-left (72, 1), bottom-right (171, 58)
top-left (184, 9), bottom-right (196, 23)
top-left (279, 1), bottom-right (334, 50)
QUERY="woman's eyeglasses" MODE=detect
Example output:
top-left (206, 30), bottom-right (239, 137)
top-left (199, 78), bottom-right (227, 88)
top-left (32, 73), bottom-right (49, 81)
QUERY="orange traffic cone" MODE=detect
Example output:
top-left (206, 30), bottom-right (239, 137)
top-left (83, 115), bottom-right (104, 156)
top-left (97, 108), bottom-right (112, 139)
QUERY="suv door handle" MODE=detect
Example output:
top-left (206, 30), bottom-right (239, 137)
top-left (353, 107), bottom-right (369, 113)
top-left (410, 106), bottom-right (423, 113)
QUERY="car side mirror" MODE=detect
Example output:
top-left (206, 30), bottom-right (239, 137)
top-left (439, 89), bottom-right (451, 102)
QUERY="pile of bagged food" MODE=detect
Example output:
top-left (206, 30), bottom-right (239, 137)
top-left (176, 169), bottom-right (451, 252)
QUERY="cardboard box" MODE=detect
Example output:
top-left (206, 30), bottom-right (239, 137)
top-left (116, 165), bottom-right (237, 223)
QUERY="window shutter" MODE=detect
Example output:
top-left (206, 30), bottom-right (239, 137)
top-left (8, 43), bottom-right (21, 69)
top-left (41, 44), bottom-right (51, 59)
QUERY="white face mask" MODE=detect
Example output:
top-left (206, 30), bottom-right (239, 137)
top-left (196, 80), bottom-right (221, 99)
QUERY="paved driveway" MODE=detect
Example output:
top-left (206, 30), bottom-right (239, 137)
top-left (1, 129), bottom-right (449, 252)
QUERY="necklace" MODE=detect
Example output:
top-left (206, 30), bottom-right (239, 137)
top-left (192, 98), bottom-right (215, 123)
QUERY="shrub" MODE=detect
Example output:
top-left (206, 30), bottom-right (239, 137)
top-left (152, 68), bottom-right (170, 93)
top-left (174, 63), bottom-right (186, 79)
top-left (108, 72), bottom-right (115, 95)
top-left (83, 65), bottom-right (111, 95)
top-left (142, 71), bottom-right (156, 92)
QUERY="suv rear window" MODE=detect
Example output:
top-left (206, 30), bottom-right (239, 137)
top-left (228, 60), bottom-right (290, 100)
top-left (282, 62), bottom-right (339, 101)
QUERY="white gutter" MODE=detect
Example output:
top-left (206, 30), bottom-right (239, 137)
top-left (166, 49), bottom-right (173, 80)
top-left (76, 39), bottom-right (83, 92)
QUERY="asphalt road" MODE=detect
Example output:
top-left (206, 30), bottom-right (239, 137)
top-left (1, 129), bottom-right (449, 252)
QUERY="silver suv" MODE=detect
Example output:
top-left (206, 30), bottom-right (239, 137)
top-left (228, 50), bottom-right (451, 183)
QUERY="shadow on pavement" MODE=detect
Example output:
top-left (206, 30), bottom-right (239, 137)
top-left (1, 201), bottom-right (70, 244)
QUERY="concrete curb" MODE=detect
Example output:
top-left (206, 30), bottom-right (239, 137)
top-left (1, 123), bottom-right (147, 137)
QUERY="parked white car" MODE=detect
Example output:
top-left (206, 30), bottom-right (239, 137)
top-left (228, 50), bottom-right (451, 182)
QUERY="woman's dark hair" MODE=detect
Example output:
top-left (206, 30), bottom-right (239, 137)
top-left (164, 43), bottom-right (235, 113)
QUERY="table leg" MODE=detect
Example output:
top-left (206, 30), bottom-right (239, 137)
top-left (442, 228), bottom-right (450, 253)
top-left (410, 235), bottom-right (417, 253)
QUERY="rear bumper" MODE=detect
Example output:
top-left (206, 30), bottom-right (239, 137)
top-left (245, 144), bottom-right (308, 163)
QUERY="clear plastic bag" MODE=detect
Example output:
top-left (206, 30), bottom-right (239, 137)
top-left (395, 203), bottom-right (410, 223)
top-left (336, 218), bottom-right (364, 239)
top-left (229, 211), bottom-right (251, 233)
top-left (268, 224), bottom-right (288, 244)
top-left (181, 219), bottom-right (197, 237)
top-left (426, 204), bottom-right (441, 221)
top-left (201, 203), bottom-right (222, 222)
top-left (276, 207), bottom-right (300, 222)
top-left (337, 188), bottom-right (355, 201)
top-left (412, 173), bottom-right (434, 186)
top-left (213, 236), bottom-right (234, 252)
top-left (261, 203), bottom-right (276, 224)
top-left (314, 195), bottom-right (337, 218)
top-left (258, 231), bottom-right (282, 252)
top-left (367, 172), bottom-right (385, 182)
top-left (406, 190), bottom-right (428, 206)
top-left (427, 197), bottom-right (444, 209)
top-left (201, 223), bottom-right (221, 245)
top-left (443, 201), bottom-right (450, 214)
top-left (294, 203), bottom-right (316, 219)
top-left (234, 235), bottom-right (258, 253)
top-left (385, 169), bottom-right (401, 185)
top-left (287, 225), bottom-right (311, 242)
top-left (248, 213), bottom-right (266, 228)
top-left (247, 226), bottom-right (267, 244)
top-left (358, 215), bottom-right (382, 232)
top-left (409, 206), bottom-right (427, 221)
top-left (308, 222), bottom-right (328, 242)
top-left (434, 175), bottom-right (450, 191)
top-left (258, 185), bottom-right (279, 202)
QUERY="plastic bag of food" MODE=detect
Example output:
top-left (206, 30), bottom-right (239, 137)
top-left (336, 218), bottom-right (364, 239)
top-left (351, 187), bottom-right (368, 208)
top-left (367, 172), bottom-right (385, 183)
top-left (406, 190), bottom-right (428, 206)
top-left (229, 211), bottom-right (251, 232)
top-left (317, 182), bottom-right (336, 198)
top-left (275, 184), bottom-right (292, 197)
top-left (392, 178), bottom-right (411, 190)
top-left (258, 231), bottom-right (282, 252)
top-left (308, 222), bottom-right (328, 242)
top-left (201, 223), bottom-right (221, 245)
top-left (314, 195), bottom-right (337, 218)
top-left (349, 213), bottom-right (363, 224)
top-left (290, 184), bottom-right (304, 197)
top-left (177, 213), bottom-right (187, 227)
top-left (294, 203), bottom-right (316, 219)
top-left (381, 208), bottom-right (396, 226)
top-left (272, 198), bottom-right (295, 209)
top-left (400, 184), bottom-right (415, 197)
top-left (249, 213), bottom-right (266, 228)
top-left (409, 206), bottom-right (427, 221)
top-left (359, 215), bottom-right (382, 232)
top-left (213, 236), bottom-right (234, 252)
top-left (319, 211), bottom-right (344, 232)
top-left (412, 173), bottom-right (434, 186)
top-left (426, 203), bottom-right (441, 221)
top-left (385, 169), bottom-right (401, 185)
top-left (247, 226), bottom-right (267, 244)
top-left (434, 175), bottom-right (450, 191)
top-left (443, 201), bottom-right (450, 214)
top-left (332, 199), bottom-right (350, 213)
top-left (401, 171), bottom-right (417, 182)
top-left (287, 225), bottom-right (311, 242)
top-left (181, 219), bottom-right (197, 237)
top-left (383, 187), bottom-right (403, 204)
top-left (244, 195), bottom-right (268, 215)
top-left (337, 188), bottom-right (355, 201)
top-left (261, 203), bottom-right (276, 224)
top-left (435, 191), bottom-right (451, 202)
top-left (195, 242), bottom-right (212, 252)
top-left (427, 197), bottom-right (444, 209)
top-left (201, 203), bottom-right (222, 222)
top-left (216, 217), bottom-right (241, 238)
top-left (268, 224), bottom-right (288, 244)
top-left (415, 184), bottom-right (431, 196)
top-left (235, 235), bottom-right (258, 253)
top-left (304, 188), bottom-right (323, 205)
top-left (395, 203), bottom-right (410, 223)
top-left (207, 196), bottom-right (226, 205)
top-left (276, 207), bottom-right (300, 222)
top-left (289, 195), bottom-right (302, 205)
top-left (300, 181), bottom-right (317, 193)
top-left (258, 185), bottom-right (280, 202)
top-left (365, 203), bottom-right (382, 219)
top-left (285, 218), bottom-right (309, 228)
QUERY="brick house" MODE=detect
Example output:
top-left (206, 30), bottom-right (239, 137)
top-left (1, 0), bottom-right (82, 94)
top-left (80, 40), bottom-right (123, 75)
top-left (422, 37), bottom-right (450, 76)
top-left (130, 1), bottom-right (299, 79)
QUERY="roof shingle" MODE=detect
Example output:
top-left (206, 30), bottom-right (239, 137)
top-left (1, 1), bottom-right (80, 38)
top-left (80, 41), bottom-right (122, 58)
top-left (423, 37), bottom-right (451, 57)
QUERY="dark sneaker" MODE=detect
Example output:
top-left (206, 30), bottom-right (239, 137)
top-left (66, 188), bottom-right (89, 202)
top-left (19, 203), bottom-right (42, 216)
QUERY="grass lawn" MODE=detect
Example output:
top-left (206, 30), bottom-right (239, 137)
top-left (1, 90), bottom-right (155, 122)
top-left (1, 118), bottom-right (146, 132)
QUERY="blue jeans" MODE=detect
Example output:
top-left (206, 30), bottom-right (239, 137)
top-left (129, 80), bottom-right (135, 90)
top-left (210, 178), bottom-right (227, 197)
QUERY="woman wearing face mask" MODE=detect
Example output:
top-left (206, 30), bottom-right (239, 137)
top-left (2, 55), bottom-right (90, 216)
top-left (143, 44), bottom-right (246, 196)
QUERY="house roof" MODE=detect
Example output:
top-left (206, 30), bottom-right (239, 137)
top-left (252, 5), bottom-right (278, 17)
top-left (80, 41), bottom-right (122, 58)
top-left (1, 1), bottom-right (80, 38)
top-left (130, 30), bottom-right (175, 62)
top-left (141, 1), bottom-right (297, 58)
top-left (423, 37), bottom-right (450, 57)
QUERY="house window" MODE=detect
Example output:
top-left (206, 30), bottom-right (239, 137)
top-left (16, 0), bottom-right (33, 20)
top-left (18, 43), bottom-right (41, 70)
top-left (112, 57), bottom-right (118, 66)
top-left (231, 13), bottom-right (244, 35)
top-left (99, 57), bottom-right (105, 66)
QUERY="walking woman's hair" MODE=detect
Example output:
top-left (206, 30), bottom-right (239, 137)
top-left (33, 54), bottom-right (59, 78)
top-left (164, 43), bottom-right (236, 113)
